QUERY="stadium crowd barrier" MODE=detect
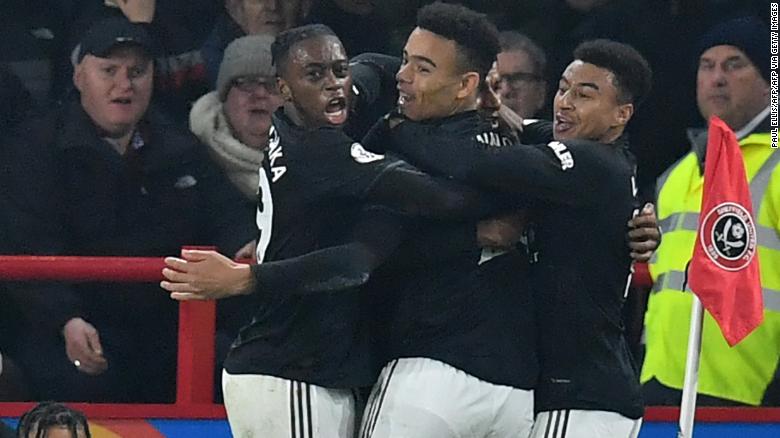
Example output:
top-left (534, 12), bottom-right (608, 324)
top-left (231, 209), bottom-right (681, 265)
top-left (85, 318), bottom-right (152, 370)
top-left (0, 254), bottom-right (778, 436)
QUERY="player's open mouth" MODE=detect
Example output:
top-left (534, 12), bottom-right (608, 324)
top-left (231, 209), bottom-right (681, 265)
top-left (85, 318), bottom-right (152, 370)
top-left (554, 114), bottom-right (574, 134)
top-left (325, 97), bottom-right (348, 125)
top-left (111, 97), bottom-right (133, 105)
top-left (398, 92), bottom-right (414, 107)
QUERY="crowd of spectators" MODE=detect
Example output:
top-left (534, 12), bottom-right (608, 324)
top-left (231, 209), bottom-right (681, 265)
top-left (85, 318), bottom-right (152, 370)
top-left (0, 0), bottom-right (775, 407)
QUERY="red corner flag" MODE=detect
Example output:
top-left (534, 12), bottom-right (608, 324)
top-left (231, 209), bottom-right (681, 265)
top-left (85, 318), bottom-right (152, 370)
top-left (688, 116), bottom-right (763, 346)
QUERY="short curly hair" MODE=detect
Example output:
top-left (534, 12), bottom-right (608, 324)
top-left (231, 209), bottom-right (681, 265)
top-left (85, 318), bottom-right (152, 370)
top-left (573, 39), bottom-right (653, 107)
top-left (271, 24), bottom-right (339, 75)
top-left (416, 2), bottom-right (499, 83)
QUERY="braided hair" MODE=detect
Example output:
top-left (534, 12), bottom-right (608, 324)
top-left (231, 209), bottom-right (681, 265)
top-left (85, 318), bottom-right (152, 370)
top-left (271, 24), bottom-right (339, 75)
top-left (17, 402), bottom-right (90, 438)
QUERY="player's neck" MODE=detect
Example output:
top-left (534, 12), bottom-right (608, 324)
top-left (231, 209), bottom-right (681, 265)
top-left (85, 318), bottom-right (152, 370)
top-left (599, 126), bottom-right (625, 144)
top-left (442, 95), bottom-right (478, 119)
top-left (283, 103), bottom-right (305, 128)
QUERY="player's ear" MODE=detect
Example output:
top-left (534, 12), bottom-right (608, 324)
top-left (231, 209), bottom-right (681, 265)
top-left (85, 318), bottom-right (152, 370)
top-left (277, 77), bottom-right (292, 102)
top-left (457, 72), bottom-right (481, 100)
top-left (614, 102), bottom-right (634, 127)
top-left (73, 59), bottom-right (85, 92)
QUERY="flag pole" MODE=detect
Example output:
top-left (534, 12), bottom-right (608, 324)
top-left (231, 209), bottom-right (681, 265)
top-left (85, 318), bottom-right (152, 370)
top-left (677, 294), bottom-right (704, 438)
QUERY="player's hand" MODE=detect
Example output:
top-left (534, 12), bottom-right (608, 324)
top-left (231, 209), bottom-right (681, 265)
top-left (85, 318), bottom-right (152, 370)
top-left (478, 62), bottom-right (502, 112)
top-left (234, 240), bottom-right (257, 263)
top-left (115, 0), bottom-right (156, 23)
top-left (497, 104), bottom-right (524, 135)
top-left (477, 212), bottom-right (528, 249)
top-left (161, 250), bottom-right (255, 301)
top-left (627, 203), bottom-right (661, 262)
top-left (487, 61), bottom-right (500, 94)
top-left (63, 318), bottom-right (108, 375)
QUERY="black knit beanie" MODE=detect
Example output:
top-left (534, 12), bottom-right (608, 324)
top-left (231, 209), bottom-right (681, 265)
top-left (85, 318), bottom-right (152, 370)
top-left (697, 16), bottom-right (770, 82)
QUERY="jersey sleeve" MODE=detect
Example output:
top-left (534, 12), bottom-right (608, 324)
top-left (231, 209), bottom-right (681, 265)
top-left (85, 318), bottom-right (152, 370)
top-left (293, 131), bottom-right (403, 202)
top-left (295, 130), bottom-right (499, 219)
top-left (250, 206), bottom-right (405, 294)
top-left (520, 120), bottom-right (555, 145)
top-left (389, 121), bottom-right (615, 207)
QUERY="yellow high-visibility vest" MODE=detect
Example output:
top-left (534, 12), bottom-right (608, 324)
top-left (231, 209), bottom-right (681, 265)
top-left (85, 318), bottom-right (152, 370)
top-left (641, 131), bottom-right (780, 405)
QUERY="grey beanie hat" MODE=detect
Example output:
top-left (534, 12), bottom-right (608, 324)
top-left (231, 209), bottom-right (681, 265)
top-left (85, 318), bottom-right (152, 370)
top-left (217, 35), bottom-right (276, 101)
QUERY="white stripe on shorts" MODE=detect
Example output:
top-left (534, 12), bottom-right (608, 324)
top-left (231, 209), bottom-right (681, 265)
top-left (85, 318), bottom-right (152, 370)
top-left (289, 381), bottom-right (313, 438)
top-left (532, 409), bottom-right (642, 438)
top-left (361, 359), bottom-right (399, 438)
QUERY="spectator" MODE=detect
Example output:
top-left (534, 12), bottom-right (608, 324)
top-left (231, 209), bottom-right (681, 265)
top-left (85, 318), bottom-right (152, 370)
top-left (495, 31), bottom-right (547, 118)
top-left (0, 17), bottom-right (255, 402)
top-left (641, 17), bottom-right (779, 407)
top-left (305, 0), bottom-right (391, 55)
top-left (0, 0), bottom-right (66, 106)
top-left (56, 1), bottom-right (220, 123)
top-left (0, 68), bottom-right (34, 402)
top-left (202, 0), bottom-right (310, 87)
top-left (189, 35), bottom-right (282, 359)
top-left (190, 35), bottom-right (282, 200)
top-left (16, 402), bottom-right (90, 438)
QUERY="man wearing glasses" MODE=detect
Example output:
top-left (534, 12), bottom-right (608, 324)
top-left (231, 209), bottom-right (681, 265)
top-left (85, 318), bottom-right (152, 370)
top-left (191, 35), bottom-right (284, 202)
top-left (495, 31), bottom-right (548, 119)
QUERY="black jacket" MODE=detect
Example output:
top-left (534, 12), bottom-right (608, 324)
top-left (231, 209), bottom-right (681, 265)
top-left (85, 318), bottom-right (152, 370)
top-left (0, 98), bottom-right (255, 333)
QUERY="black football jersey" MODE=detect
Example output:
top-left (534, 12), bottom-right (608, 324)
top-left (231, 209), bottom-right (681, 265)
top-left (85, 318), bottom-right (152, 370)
top-left (389, 119), bottom-right (644, 419)
top-left (369, 111), bottom-right (538, 390)
top-left (224, 110), bottom-right (405, 388)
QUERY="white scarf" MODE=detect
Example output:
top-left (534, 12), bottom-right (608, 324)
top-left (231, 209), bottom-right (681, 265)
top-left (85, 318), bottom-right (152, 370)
top-left (190, 92), bottom-right (264, 200)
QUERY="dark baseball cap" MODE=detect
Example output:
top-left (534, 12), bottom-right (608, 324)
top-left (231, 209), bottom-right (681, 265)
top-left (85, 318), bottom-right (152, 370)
top-left (76, 17), bottom-right (155, 63)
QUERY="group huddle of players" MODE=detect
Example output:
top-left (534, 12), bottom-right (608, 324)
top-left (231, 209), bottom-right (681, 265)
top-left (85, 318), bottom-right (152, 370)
top-left (160, 2), bottom-right (659, 437)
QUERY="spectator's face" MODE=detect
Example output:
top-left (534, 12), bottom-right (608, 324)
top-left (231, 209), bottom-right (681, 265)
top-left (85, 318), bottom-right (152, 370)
top-left (228, 0), bottom-right (302, 35)
top-left (278, 35), bottom-right (352, 128)
top-left (553, 60), bottom-right (632, 143)
top-left (496, 49), bottom-right (546, 118)
top-left (696, 45), bottom-right (769, 130)
top-left (224, 75), bottom-right (284, 149)
top-left (74, 46), bottom-right (153, 138)
top-left (396, 27), bottom-right (478, 121)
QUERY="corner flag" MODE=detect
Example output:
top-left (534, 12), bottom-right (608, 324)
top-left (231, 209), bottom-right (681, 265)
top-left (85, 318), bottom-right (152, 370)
top-left (687, 116), bottom-right (763, 346)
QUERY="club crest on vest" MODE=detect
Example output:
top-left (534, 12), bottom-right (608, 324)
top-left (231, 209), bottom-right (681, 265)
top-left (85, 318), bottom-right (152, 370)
top-left (350, 142), bottom-right (384, 163)
top-left (699, 202), bottom-right (757, 271)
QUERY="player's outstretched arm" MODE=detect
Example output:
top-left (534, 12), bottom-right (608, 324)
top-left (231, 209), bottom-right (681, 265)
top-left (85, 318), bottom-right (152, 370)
top-left (388, 121), bottom-right (607, 207)
top-left (359, 117), bottom-right (500, 219)
top-left (253, 207), bottom-right (405, 294)
top-left (161, 250), bottom-right (254, 300)
top-left (367, 163), bottom-right (500, 219)
top-left (161, 208), bottom-right (404, 298)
